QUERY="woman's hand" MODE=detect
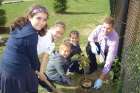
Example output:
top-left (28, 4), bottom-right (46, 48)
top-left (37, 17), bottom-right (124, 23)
top-left (35, 71), bottom-right (47, 81)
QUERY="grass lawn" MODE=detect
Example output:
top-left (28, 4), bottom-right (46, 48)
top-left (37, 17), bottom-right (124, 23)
top-left (0, 0), bottom-right (110, 54)
top-left (0, 0), bottom-right (110, 46)
top-left (0, 0), bottom-right (117, 93)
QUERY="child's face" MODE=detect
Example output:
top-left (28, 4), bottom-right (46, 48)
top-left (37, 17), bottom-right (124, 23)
top-left (59, 46), bottom-right (71, 58)
top-left (29, 12), bottom-right (48, 31)
top-left (70, 34), bottom-right (79, 45)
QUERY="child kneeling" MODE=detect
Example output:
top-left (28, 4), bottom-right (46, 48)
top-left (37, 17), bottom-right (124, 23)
top-left (45, 42), bottom-right (72, 86)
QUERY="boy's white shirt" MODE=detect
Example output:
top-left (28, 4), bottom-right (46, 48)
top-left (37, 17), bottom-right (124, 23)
top-left (37, 30), bottom-right (55, 55)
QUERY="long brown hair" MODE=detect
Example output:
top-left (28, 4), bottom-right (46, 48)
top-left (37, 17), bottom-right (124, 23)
top-left (11, 4), bottom-right (49, 36)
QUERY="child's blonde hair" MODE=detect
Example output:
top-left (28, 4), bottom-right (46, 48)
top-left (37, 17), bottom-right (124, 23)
top-left (59, 41), bottom-right (71, 50)
top-left (50, 21), bottom-right (65, 30)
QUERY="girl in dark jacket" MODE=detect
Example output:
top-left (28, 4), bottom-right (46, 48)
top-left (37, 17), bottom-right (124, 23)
top-left (0, 5), bottom-right (48, 93)
top-left (66, 31), bottom-right (84, 74)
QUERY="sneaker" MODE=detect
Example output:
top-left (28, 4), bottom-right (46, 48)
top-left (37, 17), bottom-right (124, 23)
top-left (66, 71), bottom-right (74, 76)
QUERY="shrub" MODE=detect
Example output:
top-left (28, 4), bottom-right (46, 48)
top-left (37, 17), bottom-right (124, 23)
top-left (53, 0), bottom-right (67, 13)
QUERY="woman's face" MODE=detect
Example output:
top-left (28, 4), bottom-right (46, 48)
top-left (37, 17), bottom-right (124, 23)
top-left (29, 12), bottom-right (48, 31)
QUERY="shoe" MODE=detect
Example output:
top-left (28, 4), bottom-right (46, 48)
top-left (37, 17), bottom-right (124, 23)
top-left (66, 71), bottom-right (74, 76)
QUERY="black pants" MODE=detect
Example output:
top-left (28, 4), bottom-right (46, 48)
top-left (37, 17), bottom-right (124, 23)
top-left (86, 42), bottom-right (101, 73)
top-left (68, 61), bottom-right (84, 74)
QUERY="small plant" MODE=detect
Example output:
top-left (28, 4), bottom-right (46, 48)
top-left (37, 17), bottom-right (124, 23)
top-left (79, 52), bottom-right (89, 70)
top-left (53, 0), bottom-right (67, 13)
top-left (70, 52), bottom-right (89, 70)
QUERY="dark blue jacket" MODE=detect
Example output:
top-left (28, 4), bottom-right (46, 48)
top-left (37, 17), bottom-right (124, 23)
top-left (67, 44), bottom-right (81, 62)
top-left (1, 22), bottom-right (40, 74)
top-left (69, 44), bottom-right (81, 58)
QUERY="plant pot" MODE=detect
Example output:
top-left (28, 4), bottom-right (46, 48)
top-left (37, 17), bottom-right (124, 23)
top-left (80, 78), bottom-right (93, 89)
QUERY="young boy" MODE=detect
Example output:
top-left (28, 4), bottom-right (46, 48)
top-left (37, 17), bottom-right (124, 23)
top-left (46, 42), bottom-right (72, 85)
top-left (37, 21), bottom-right (65, 81)
top-left (37, 22), bottom-right (66, 93)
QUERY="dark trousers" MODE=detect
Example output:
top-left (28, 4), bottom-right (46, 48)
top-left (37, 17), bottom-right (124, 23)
top-left (86, 42), bottom-right (101, 73)
top-left (68, 61), bottom-right (84, 74)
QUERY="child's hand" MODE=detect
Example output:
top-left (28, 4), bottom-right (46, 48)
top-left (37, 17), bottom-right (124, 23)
top-left (71, 54), bottom-right (80, 61)
top-left (63, 77), bottom-right (73, 86)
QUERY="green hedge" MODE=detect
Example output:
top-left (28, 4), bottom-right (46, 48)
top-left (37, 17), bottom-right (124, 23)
top-left (53, 0), bottom-right (67, 13)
